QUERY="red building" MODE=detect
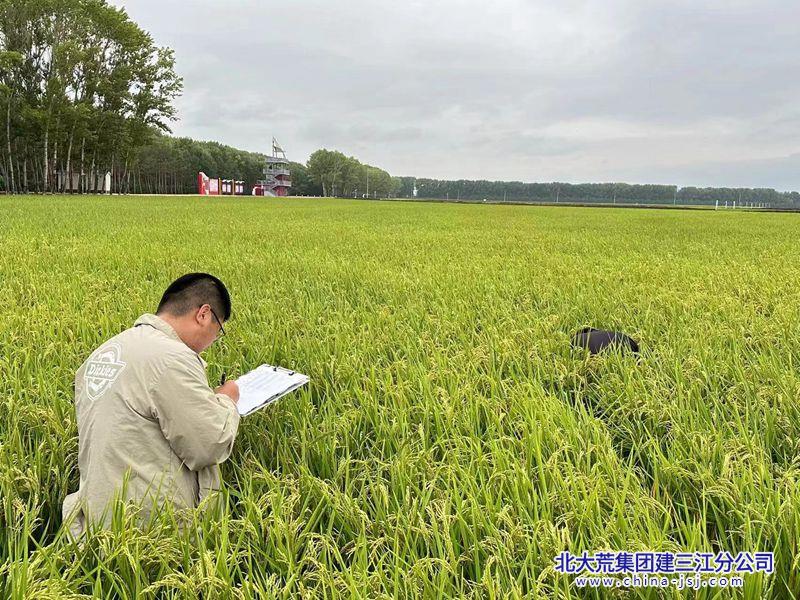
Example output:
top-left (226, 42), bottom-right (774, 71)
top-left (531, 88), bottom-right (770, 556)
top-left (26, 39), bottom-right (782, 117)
top-left (252, 138), bottom-right (292, 196)
top-left (198, 172), bottom-right (244, 195)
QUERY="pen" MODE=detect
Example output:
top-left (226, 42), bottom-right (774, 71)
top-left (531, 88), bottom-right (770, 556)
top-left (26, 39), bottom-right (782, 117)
top-left (220, 370), bottom-right (227, 386)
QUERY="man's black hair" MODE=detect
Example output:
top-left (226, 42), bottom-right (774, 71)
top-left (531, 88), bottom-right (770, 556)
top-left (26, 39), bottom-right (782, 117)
top-left (571, 327), bottom-right (639, 355)
top-left (156, 273), bottom-right (232, 322)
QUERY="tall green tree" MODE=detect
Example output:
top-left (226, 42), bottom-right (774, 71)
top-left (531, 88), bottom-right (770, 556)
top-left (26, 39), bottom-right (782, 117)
top-left (307, 148), bottom-right (344, 197)
top-left (0, 0), bottom-right (182, 193)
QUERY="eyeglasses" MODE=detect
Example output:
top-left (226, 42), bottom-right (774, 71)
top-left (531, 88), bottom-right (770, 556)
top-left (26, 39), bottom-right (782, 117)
top-left (208, 306), bottom-right (226, 338)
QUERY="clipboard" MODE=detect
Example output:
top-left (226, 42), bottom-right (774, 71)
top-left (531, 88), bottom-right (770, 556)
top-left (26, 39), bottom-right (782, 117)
top-left (235, 363), bottom-right (309, 416)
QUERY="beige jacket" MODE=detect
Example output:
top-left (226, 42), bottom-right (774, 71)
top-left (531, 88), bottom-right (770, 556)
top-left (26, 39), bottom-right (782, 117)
top-left (62, 313), bottom-right (240, 536)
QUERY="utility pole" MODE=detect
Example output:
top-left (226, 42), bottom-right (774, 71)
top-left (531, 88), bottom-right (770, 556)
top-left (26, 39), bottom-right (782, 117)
top-left (365, 169), bottom-right (369, 198)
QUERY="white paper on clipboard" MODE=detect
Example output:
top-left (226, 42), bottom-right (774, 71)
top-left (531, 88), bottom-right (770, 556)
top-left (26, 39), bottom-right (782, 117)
top-left (235, 363), bottom-right (309, 416)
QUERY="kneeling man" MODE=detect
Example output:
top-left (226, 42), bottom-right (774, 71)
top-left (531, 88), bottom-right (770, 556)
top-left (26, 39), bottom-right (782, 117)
top-left (63, 273), bottom-right (241, 536)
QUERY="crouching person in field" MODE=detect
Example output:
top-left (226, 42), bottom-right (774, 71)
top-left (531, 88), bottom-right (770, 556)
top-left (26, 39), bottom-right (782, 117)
top-left (62, 273), bottom-right (241, 537)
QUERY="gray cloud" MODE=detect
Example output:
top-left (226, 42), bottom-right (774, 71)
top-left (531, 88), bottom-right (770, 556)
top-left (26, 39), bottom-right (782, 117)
top-left (116, 0), bottom-right (800, 190)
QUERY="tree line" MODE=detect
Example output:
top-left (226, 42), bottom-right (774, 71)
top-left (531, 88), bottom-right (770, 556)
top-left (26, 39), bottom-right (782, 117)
top-left (114, 136), bottom-right (399, 198)
top-left (0, 0), bottom-right (396, 198)
top-left (125, 133), bottom-right (310, 195)
top-left (306, 149), bottom-right (399, 198)
top-left (2, 0), bottom-right (798, 207)
top-left (0, 0), bottom-right (181, 194)
top-left (395, 178), bottom-right (800, 208)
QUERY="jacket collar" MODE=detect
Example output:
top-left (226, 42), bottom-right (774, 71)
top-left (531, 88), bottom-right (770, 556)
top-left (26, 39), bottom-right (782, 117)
top-left (134, 313), bottom-right (181, 341)
top-left (134, 313), bottom-right (208, 368)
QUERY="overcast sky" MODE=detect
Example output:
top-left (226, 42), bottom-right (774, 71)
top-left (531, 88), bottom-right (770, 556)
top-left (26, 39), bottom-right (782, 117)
top-left (115, 0), bottom-right (800, 190)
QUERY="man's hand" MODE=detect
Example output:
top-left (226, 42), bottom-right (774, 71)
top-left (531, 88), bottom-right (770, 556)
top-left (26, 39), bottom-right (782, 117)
top-left (215, 380), bottom-right (240, 404)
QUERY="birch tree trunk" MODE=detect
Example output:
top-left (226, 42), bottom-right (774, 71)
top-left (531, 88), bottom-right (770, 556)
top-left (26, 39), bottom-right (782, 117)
top-left (6, 93), bottom-right (14, 193)
top-left (64, 122), bottom-right (75, 192)
top-left (79, 136), bottom-right (85, 193)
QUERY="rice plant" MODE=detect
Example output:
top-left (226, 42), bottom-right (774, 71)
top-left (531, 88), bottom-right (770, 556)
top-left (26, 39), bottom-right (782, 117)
top-left (1, 194), bottom-right (798, 598)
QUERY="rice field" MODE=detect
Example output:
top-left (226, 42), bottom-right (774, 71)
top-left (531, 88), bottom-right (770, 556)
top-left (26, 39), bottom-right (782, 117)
top-left (1, 194), bottom-right (799, 598)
